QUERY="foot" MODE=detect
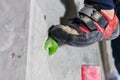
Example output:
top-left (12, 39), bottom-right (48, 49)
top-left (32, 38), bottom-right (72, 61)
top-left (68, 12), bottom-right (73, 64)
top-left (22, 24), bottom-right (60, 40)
top-left (48, 4), bottom-right (119, 47)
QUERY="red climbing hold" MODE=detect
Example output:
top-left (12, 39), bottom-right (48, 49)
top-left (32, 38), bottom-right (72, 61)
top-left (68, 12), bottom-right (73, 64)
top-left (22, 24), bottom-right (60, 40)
top-left (81, 65), bottom-right (101, 80)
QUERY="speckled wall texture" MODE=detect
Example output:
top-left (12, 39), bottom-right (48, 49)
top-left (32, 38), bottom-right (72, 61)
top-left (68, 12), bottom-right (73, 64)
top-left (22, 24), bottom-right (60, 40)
top-left (0, 0), bottom-right (105, 80)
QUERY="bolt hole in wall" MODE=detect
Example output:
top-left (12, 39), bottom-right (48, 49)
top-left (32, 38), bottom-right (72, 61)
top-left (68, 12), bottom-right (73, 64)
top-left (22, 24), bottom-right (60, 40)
top-left (9, 52), bottom-right (21, 60)
top-left (9, 52), bottom-right (16, 60)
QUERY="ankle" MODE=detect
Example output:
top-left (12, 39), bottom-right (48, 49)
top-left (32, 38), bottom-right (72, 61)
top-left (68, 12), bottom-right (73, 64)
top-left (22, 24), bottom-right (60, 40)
top-left (101, 9), bottom-right (115, 19)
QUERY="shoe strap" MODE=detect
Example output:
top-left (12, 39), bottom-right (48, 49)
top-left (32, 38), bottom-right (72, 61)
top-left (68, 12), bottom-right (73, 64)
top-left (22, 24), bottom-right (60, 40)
top-left (79, 5), bottom-right (108, 29)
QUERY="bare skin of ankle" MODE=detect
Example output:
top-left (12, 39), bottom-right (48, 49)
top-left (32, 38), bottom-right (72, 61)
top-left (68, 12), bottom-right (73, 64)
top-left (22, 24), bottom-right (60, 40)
top-left (101, 9), bottom-right (115, 20)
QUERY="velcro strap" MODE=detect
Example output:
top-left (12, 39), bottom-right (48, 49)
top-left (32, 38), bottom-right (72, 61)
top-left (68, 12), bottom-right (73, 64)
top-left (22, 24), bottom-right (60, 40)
top-left (91, 11), bottom-right (108, 28)
top-left (79, 6), bottom-right (108, 29)
top-left (80, 5), bottom-right (96, 17)
top-left (80, 16), bottom-right (97, 31)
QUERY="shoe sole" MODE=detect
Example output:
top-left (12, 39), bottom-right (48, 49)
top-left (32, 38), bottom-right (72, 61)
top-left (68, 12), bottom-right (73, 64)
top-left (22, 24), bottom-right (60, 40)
top-left (49, 26), bottom-right (103, 47)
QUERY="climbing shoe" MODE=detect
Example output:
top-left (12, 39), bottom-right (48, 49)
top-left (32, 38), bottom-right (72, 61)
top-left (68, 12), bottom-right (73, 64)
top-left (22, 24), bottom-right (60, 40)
top-left (49, 4), bottom-right (120, 47)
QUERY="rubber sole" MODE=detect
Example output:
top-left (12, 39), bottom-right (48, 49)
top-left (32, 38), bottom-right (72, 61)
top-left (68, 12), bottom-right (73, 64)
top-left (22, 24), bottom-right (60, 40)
top-left (49, 25), bottom-right (103, 47)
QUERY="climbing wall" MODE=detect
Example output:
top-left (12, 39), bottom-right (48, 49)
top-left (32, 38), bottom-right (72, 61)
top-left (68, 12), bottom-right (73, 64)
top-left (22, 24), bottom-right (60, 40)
top-left (26, 0), bottom-right (105, 80)
top-left (0, 0), bottom-right (29, 80)
top-left (0, 0), bottom-right (105, 80)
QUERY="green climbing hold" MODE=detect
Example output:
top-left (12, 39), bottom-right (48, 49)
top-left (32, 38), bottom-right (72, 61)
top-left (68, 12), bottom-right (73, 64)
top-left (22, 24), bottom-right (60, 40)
top-left (44, 37), bottom-right (58, 56)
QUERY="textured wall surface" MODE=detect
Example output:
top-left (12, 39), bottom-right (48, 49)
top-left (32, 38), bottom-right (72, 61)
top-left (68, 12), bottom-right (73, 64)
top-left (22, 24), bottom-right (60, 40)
top-left (0, 0), bottom-right (29, 80)
top-left (26, 0), bottom-right (105, 80)
top-left (0, 0), bottom-right (105, 80)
